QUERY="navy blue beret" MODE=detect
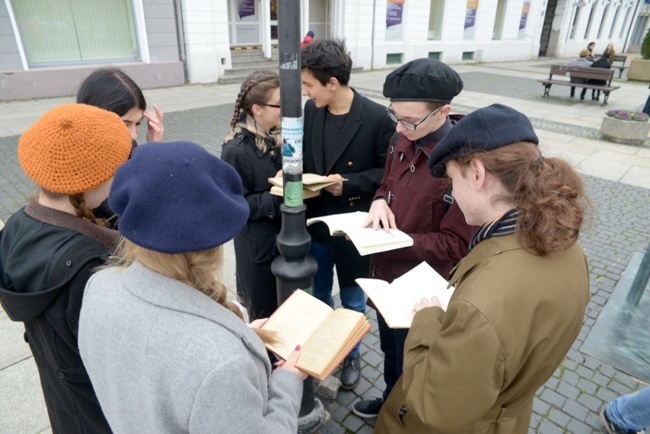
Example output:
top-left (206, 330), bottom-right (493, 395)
top-left (109, 141), bottom-right (249, 254)
top-left (383, 58), bottom-right (463, 103)
top-left (428, 104), bottom-right (539, 178)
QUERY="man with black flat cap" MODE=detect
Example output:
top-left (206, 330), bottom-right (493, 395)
top-left (374, 104), bottom-right (590, 433)
top-left (352, 59), bottom-right (477, 419)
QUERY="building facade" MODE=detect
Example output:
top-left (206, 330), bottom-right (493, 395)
top-left (2, 0), bottom-right (649, 100)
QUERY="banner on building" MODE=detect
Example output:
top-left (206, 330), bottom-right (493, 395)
top-left (464, 0), bottom-right (479, 40)
top-left (386, 0), bottom-right (405, 41)
top-left (519, 0), bottom-right (531, 39)
top-left (238, 0), bottom-right (255, 20)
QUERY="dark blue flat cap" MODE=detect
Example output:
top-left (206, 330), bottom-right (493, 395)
top-left (428, 104), bottom-right (539, 178)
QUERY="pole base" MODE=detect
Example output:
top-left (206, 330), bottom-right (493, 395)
top-left (297, 397), bottom-right (328, 433)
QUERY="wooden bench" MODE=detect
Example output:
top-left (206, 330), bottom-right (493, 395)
top-left (538, 64), bottom-right (620, 105)
top-left (595, 53), bottom-right (628, 78)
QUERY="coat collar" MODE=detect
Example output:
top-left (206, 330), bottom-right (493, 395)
top-left (310, 88), bottom-right (364, 174)
top-left (119, 261), bottom-right (272, 375)
top-left (448, 235), bottom-right (522, 288)
top-left (25, 200), bottom-right (120, 250)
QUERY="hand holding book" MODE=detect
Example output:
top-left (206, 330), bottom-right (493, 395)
top-left (306, 211), bottom-right (413, 256)
top-left (357, 262), bottom-right (454, 329)
top-left (261, 290), bottom-right (370, 381)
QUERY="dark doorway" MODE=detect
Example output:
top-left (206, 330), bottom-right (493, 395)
top-left (539, 0), bottom-right (558, 56)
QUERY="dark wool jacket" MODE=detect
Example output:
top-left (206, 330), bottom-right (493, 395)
top-left (370, 116), bottom-right (477, 283)
top-left (303, 88), bottom-right (395, 287)
top-left (222, 128), bottom-right (283, 320)
top-left (0, 201), bottom-right (118, 434)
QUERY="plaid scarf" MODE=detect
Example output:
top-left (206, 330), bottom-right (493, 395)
top-left (225, 113), bottom-right (282, 159)
top-left (468, 209), bottom-right (519, 252)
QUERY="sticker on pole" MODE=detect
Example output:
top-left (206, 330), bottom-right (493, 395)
top-left (281, 117), bottom-right (304, 207)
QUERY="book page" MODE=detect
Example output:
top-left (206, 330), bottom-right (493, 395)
top-left (270, 186), bottom-right (319, 199)
top-left (348, 227), bottom-right (413, 248)
top-left (297, 309), bottom-right (368, 379)
top-left (305, 211), bottom-right (367, 236)
top-left (357, 262), bottom-right (453, 328)
top-left (268, 174), bottom-right (347, 190)
top-left (262, 290), bottom-right (333, 360)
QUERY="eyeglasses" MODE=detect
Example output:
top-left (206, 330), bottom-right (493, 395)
top-left (259, 103), bottom-right (281, 109)
top-left (386, 105), bottom-right (443, 130)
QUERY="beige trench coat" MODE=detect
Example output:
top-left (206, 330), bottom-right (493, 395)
top-left (375, 235), bottom-right (590, 434)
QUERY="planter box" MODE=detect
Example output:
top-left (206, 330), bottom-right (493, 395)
top-left (627, 58), bottom-right (650, 81)
top-left (600, 116), bottom-right (650, 145)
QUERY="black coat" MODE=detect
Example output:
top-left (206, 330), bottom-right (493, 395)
top-left (303, 89), bottom-right (395, 287)
top-left (221, 128), bottom-right (283, 320)
top-left (0, 202), bottom-right (117, 434)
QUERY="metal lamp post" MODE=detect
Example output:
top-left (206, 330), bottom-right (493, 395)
top-left (271, 0), bottom-right (326, 431)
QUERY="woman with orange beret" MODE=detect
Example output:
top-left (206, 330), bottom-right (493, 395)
top-left (0, 103), bottom-right (132, 433)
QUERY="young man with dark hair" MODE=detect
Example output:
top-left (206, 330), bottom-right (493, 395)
top-left (352, 58), bottom-right (477, 418)
top-left (301, 39), bottom-right (395, 390)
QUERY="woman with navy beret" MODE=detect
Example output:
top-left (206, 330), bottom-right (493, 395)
top-left (78, 141), bottom-right (306, 433)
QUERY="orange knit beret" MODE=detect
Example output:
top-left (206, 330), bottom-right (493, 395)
top-left (18, 104), bottom-right (132, 194)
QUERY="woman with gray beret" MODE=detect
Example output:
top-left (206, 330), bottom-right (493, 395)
top-left (375, 104), bottom-right (591, 434)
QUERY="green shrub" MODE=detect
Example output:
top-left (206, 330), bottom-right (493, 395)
top-left (642, 28), bottom-right (650, 60)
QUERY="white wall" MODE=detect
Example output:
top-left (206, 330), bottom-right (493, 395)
top-left (345, 0), bottom-right (546, 69)
top-left (182, 0), bottom-right (231, 83)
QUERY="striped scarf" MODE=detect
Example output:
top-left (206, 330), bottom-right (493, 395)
top-left (468, 209), bottom-right (519, 252)
top-left (224, 113), bottom-right (282, 158)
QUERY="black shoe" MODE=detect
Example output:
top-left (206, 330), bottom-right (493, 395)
top-left (352, 398), bottom-right (383, 419)
top-left (600, 407), bottom-right (638, 434)
top-left (340, 355), bottom-right (361, 390)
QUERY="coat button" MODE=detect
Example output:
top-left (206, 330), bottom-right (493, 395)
top-left (410, 164), bottom-right (415, 172)
top-left (56, 371), bottom-right (66, 379)
top-left (66, 260), bottom-right (72, 266)
top-left (347, 161), bottom-right (353, 167)
top-left (349, 202), bottom-right (355, 207)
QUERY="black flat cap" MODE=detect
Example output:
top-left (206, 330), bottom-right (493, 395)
top-left (383, 58), bottom-right (463, 103)
top-left (428, 104), bottom-right (539, 178)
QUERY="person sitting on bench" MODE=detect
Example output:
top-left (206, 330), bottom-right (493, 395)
top-left (569, 50), bottom-right (592, 98)
top-left (581, 55), bottom-right (611, 102)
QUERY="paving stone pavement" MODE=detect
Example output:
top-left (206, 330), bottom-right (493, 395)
top-left (1, 61), bottom-right (650, 433)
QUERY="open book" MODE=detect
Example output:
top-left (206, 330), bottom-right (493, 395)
top-left (356, 261), bottom-right (454, 329)
top-left (306, 211), bottom-right (413, 256)
top-left (268, 173), bottom-right (347, 198)
top-left (261, 289), bottom-right (370, 381)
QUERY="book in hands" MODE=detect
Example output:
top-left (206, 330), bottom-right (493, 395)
top-left (270, 186), bottom-right (320, 199)
top-left (356, 261), bottom-right (454, 329)
top-left (268, 173), bottom-right (347, 198)
top-left (306, 211), bottom-right (414, 256)
top-left (261, 289), bottom-right (371, 381)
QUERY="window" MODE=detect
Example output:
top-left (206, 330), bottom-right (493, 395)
top-left (583, 4), bottom-right (596, 39)
top-left (386, 53), bottom-right (403, 64)
top-left (493, 0), bottom-right (508, 40)
top-left (10, 0), bottom-right (138, 66)
top-left (428, 0), bottom-right (445, 40)
top-left (619, 5), bottom-right (634, 39)
top-left (462, 51), bottom-right (474, 61)
top-left (428, 51), bottom-right (442, 60)
top-left (597, 4), bottom-right (609, 39)
top-left (609, 6), bottom-right (621, 39)
top-left (569, 6), bottom-right (581, 39)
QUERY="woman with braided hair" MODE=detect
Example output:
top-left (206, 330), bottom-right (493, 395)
top-left (0, 104), bottom-right (132, 433)
top-left (376, 104), bottom-right (591, 434)
top-left (221, 70), bottom-right (283, 320)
